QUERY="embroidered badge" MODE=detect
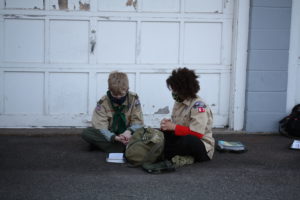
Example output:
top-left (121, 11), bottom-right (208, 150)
top-left (193, 101), bottom-right (207, 112)
top-left (198, 107), bottom-right (206, 113)
top-left (96, 100), bottom-right (103, 111)
top-left (193, 101), bottom-right (206, 109)
top-left (96, 104), bottom-right (101, 111)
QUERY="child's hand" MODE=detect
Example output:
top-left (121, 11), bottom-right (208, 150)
top-left (119, 130), bottom-right (132, 145)
top-left (115, 135), bottom-right (127, 144)
top-left (160, 118), bottom-right (176, 131)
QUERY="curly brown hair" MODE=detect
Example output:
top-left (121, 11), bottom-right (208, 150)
top-left (166, 67), bottom-right (200, 99)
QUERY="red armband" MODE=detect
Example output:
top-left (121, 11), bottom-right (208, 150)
top-left (174, 125), bottom-right (204, 139)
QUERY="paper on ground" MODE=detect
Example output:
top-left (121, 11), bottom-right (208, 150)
top-left (291, 140), bottom-right (300, 149)
top-left (106, 153), bottom-right (125, 163)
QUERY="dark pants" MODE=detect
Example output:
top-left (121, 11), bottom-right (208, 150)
top-left (81, 127), bottom-right (125, 153)
top-left (163, 131), bottom-right (210, 162)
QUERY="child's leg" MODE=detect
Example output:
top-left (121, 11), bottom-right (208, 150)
top-left (81, 127), bottom-right (125, 153)
top-left (181, 135), bottom-right (210, 162)
top-left (163, 132), bottom-right (209, 162)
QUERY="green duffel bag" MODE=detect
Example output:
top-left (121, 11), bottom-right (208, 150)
top-left (125, 127), bottom-right (164, 166)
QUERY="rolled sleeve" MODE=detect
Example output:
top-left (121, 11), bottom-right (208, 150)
top-left (99, 129), bottom-right (115, 142)
top-left (128, 124), bottom-right (143, 133)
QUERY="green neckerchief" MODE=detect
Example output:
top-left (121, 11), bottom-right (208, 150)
top-left (107, 91), bottom-right (127, 135)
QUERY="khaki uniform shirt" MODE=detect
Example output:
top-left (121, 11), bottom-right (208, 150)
top-left (92, 91), bottom-right (144, 133)
top-left (171, 96), bottom-right (215, 159)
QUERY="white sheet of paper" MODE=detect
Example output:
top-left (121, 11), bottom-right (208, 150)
top-left (108, 153), bottom-right (124, 159)
top-left (291, 140), bottom-right (300, 149)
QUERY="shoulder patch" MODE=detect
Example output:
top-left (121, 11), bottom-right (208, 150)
top-left (192, 101), bottom-right (207, 113)
top-left (193, 101), bottom-right (206, 109)
top-left (96, 99), bottom-right (104, 111)
top-left (96, 103), bottom-right (101, 111)
top-left (198, 107), bottom-right (206, 113)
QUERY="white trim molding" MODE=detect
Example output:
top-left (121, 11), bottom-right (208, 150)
top-left (230, 0), bottom-right (250, 131)
top-left (287, 0), bottom-right (300, 112)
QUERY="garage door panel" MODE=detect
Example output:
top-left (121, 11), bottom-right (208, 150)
top-left (141, 0), bottom-right (180, 12)
top-left (183, 22), bottom-right (222, 64)
top-left (4, 19), bottom-right (44, 63)
top-left (97, 21), bottom-right (136, 64)
top-left (49, 0), bottom-right (90, 11)
top-left (4, 72), bottom-right (44, 114)
top-left (49, 73), bottom-right (88, 114)
top-left (98, 0), bottom-right (135, 12)
top-left (50, 20), bottom-right (89, 64)
top-left (185, 0), bottom-right (223, 13)
top-left (139, 73), bottom-right (173, 115)
top-left (198, 73), bottom-right (220, 114)
top-left (140, 22), bottom-right (179, 64)
top-left (5, 0), bottom-right (44, 9)
top-left (96, 72), bottom-right (136, 101)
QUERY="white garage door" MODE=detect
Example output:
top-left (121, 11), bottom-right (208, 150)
top-left (0, 0), bottom-right (234, 128)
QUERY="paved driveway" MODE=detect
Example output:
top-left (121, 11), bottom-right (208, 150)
top-left (0, 130), bottom-right (300, 200)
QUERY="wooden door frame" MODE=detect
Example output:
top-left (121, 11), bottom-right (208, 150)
top-left (230, 0), bottom-right (250, 130)
top-left (287, 0), bottom-right (300, 112)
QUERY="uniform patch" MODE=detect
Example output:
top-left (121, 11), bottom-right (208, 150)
top-left (192, 101), bottom-right (206, 113)
top-left (198, 107), bottom-right (206, 113)
top-left (96, 100), bottom-right (103, 111)
top-left (96, 104), bottom-right (101, 111)
top-left (193, 101), bottom-right (206, 109)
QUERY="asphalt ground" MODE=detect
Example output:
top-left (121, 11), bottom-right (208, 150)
top-left (0, 129), bottom-right (300, 200)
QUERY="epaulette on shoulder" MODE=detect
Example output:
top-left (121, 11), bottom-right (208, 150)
top-left (98, 95), bottom-right (107, 105)
top-left (128, 91), bottom-right (138, 98)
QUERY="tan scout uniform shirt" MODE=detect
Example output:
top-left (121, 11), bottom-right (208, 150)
top-left (172, 96), bottom-right (215, 159)
top-left (92, 91), bottom-right (144, 132)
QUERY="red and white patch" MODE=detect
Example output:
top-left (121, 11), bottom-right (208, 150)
top-left (198, 107), bottom-right (206, 113)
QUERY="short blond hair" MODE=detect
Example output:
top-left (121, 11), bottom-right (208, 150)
top-left (108, 71), bottom-right (129, 95)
